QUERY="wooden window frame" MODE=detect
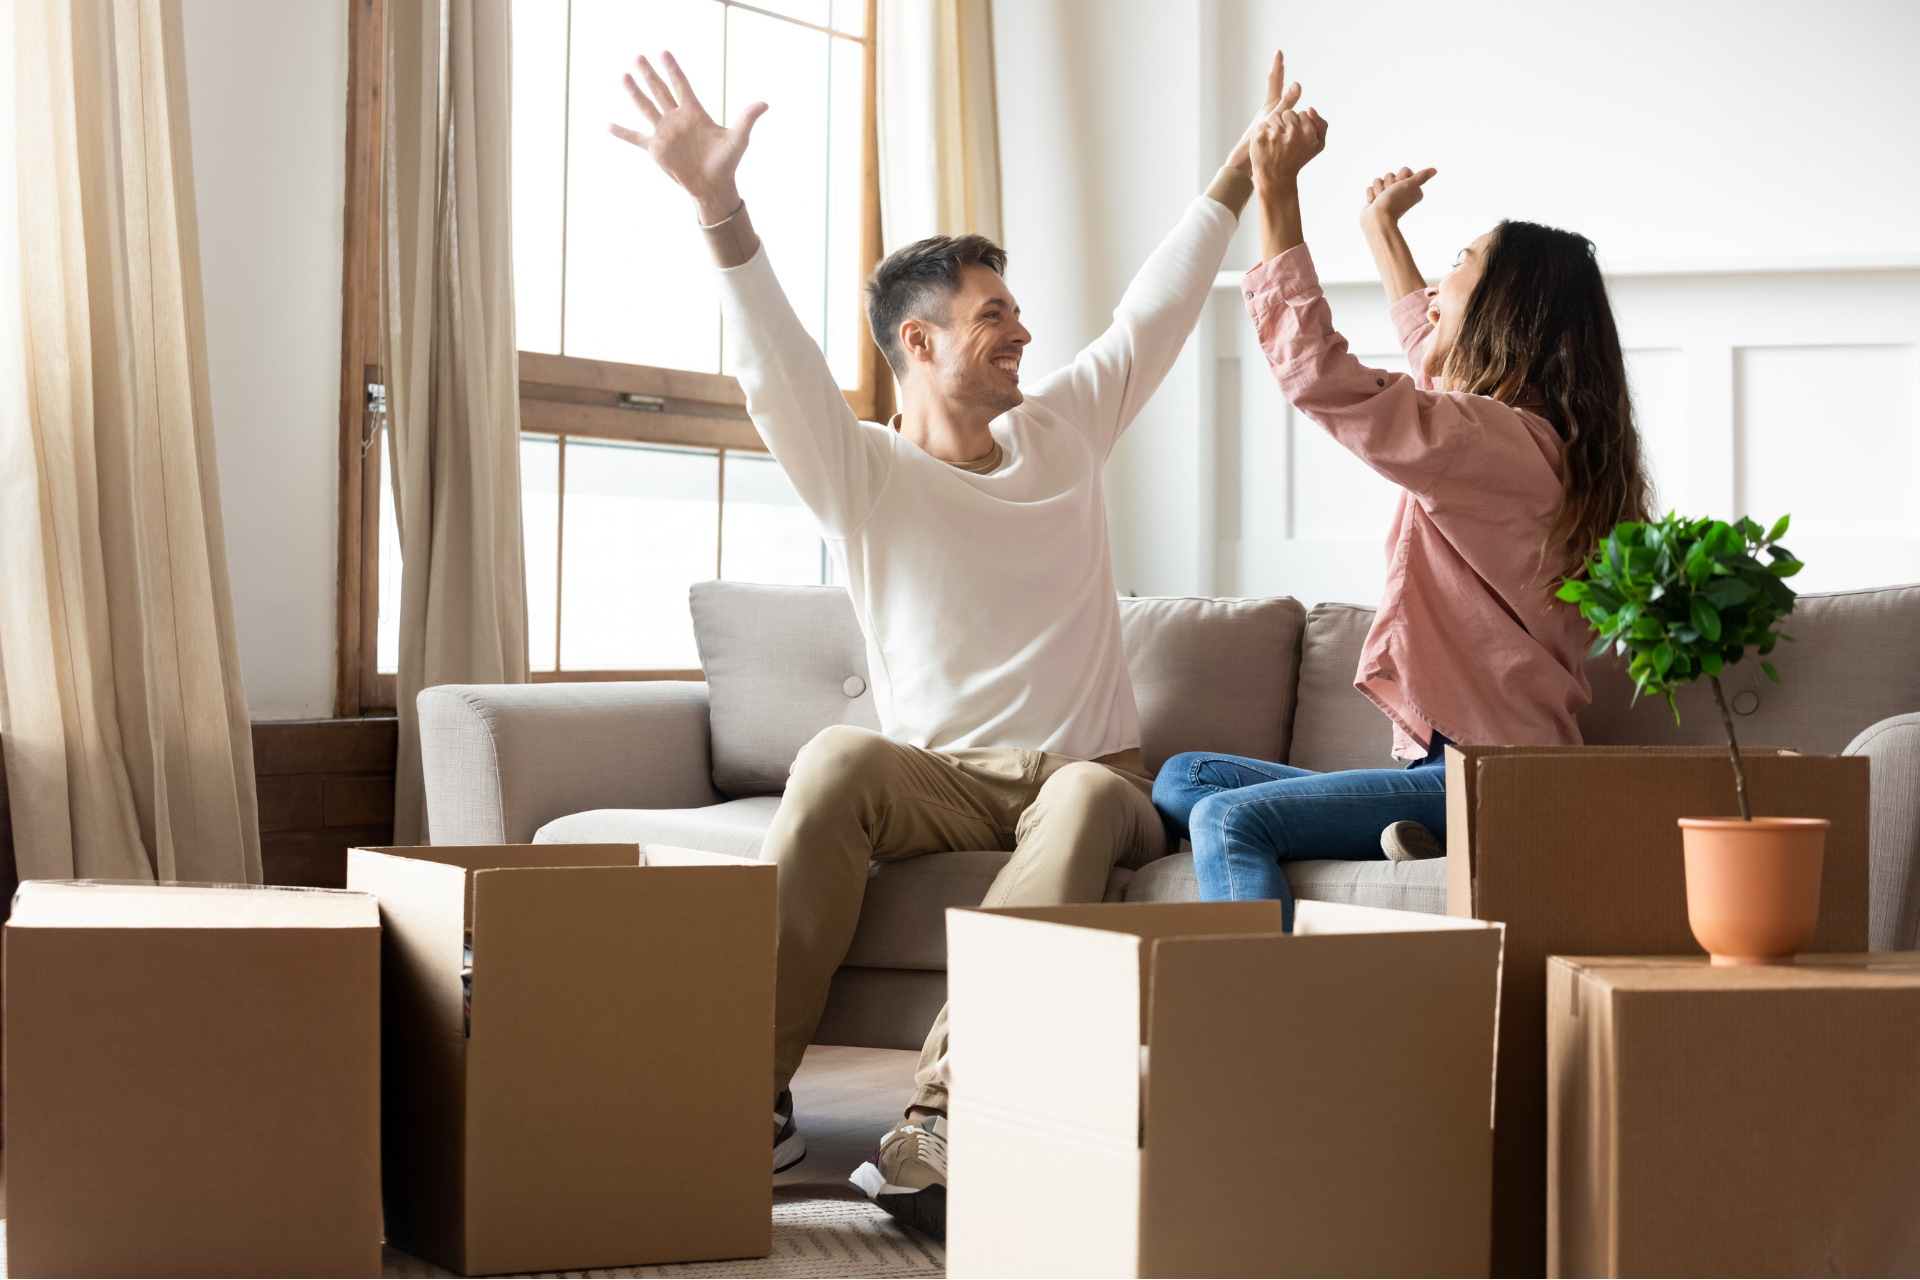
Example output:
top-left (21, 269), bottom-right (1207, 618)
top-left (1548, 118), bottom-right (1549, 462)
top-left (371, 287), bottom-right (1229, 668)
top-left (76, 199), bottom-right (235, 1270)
top-left (336, 0), bottom-right (890, 714)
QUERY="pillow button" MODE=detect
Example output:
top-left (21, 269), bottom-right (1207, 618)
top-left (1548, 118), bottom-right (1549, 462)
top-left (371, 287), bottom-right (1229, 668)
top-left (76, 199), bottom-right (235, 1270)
top-left (842, 676), bottom-right (867, 698)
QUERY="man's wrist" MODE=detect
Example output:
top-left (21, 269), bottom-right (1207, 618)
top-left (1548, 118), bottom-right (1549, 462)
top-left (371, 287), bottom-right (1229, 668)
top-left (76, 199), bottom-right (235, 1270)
top-left (692, 181), bottom-right (744, 227)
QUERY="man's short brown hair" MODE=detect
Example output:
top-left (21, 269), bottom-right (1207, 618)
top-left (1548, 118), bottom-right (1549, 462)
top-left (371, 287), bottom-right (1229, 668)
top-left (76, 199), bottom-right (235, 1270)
top-left (864, 234), bottom-right (1009, 379)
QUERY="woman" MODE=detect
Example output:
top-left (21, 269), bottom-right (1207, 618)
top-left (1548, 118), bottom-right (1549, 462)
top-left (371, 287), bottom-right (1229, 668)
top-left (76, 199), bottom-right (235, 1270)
top-left (1154, 88), bottom-right (1649, 912)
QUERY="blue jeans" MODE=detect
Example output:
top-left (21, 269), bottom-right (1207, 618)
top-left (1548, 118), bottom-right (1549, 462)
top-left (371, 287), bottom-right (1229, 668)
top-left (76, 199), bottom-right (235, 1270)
top-left (1153, 739), bottom-right (1449, 919)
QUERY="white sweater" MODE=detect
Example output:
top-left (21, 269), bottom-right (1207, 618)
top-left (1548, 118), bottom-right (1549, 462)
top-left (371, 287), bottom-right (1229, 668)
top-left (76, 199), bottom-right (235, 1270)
top-left (717, 196), bottom-right (1238, 760)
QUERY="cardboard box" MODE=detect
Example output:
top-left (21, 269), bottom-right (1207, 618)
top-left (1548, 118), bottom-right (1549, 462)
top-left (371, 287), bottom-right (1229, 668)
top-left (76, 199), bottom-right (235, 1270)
top-left (347, 843), bottom-right (775, 1277)
top-left (1548, 953), bottom-right (1920, 1278)
top-left (1444, 746), bottom-right (1870, 1277)
top-left (4, 881), bottom-right (382, 1278)
top-left (944, 899), bottom-right (1505, 1278)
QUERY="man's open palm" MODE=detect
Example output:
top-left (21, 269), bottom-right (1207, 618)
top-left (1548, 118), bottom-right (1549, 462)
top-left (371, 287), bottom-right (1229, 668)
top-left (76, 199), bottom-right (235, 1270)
top-left (608, 51), bottom-right (766, 220)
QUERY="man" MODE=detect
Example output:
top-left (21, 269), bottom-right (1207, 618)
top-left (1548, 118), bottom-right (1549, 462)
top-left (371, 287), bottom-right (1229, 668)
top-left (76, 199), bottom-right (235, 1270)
top-left (612, 48), bottom-right (1289, 1237)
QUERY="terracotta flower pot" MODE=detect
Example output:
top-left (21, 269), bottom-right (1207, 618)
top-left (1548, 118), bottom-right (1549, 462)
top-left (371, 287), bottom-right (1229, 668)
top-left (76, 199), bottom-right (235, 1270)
top-left (1679, 817), bottom-right (1829, 965)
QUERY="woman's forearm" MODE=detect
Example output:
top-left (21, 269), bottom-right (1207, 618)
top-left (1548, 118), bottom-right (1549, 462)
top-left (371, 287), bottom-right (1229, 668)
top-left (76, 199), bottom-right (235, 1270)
top-left (1257, 178), bottom-right (1305, 262)
top-left (1363, 214), bottom-right (1426, 302)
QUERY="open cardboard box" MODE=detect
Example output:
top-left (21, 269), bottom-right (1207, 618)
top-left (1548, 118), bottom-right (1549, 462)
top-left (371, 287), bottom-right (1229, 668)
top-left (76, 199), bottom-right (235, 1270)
top-left (347, 843), bottom-right (775, 1277)
top-left (1444, 745), bottom-right (1871, 1277)
top-left (1548, 953), bottom-right (1920, 1278)
top-left (5, 881), bottom-right (382, 1278)
top-left (944, 899), bottom-right (1505, 1279)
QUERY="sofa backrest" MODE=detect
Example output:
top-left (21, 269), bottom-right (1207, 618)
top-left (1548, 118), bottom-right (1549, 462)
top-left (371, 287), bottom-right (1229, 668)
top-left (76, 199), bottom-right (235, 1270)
top-left (1292, 583), bottom-right (1920, 763)
top-left (692, 580), bottom-right (1920, 797)
top-left (690, 582), bottom-right (1306, 797)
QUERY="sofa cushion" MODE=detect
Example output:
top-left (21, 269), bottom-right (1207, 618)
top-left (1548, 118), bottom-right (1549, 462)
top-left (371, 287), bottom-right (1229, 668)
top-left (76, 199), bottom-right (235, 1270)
top-left (842, 850), bottom-right (1011, 969)
top-left (691, 582), bottom-right (881, 797)
top-left (1580, 584), bottom-right (1920, 755)
top-left (532, 795), bottom-right (783, 858)
top-left (1118, 595), bottom-right (1306, 773)
top-left (1287, 604), bottom-right (1401, 771)
top-left (1125, 851), bottom-right (1447, 913)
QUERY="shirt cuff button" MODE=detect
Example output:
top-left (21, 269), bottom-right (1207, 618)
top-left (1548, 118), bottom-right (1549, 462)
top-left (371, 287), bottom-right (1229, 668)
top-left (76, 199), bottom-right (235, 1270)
top-left (1376, 378), bottom-right (1386, 387)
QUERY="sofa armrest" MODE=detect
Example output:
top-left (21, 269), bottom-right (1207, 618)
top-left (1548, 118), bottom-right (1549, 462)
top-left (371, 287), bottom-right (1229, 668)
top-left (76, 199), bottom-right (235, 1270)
top-left (1846, 712), bottom-right (1920, 951)
top-left (418, 682), bottom-right (725, 845)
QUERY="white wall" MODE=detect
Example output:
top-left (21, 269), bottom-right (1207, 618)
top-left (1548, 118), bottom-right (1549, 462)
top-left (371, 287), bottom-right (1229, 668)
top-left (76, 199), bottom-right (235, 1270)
top-left (997, 0), bottom-right (1920, 603)
top-left (181, 0), bottom-right (347, 720)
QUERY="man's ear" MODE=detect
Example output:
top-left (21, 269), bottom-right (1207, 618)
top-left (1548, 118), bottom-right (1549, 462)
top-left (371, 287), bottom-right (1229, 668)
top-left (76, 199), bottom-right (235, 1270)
top-left (900, 317), bottom-right (935, 365)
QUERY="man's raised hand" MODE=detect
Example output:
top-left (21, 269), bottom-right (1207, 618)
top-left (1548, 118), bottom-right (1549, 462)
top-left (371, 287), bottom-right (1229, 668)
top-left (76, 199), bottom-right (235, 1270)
top-left (1361, 167), bottom-right (1438, 227)
top-left (607, 51), bottom-right (767, 223)
top-left (1226, 51), bottom-right (1299, 175)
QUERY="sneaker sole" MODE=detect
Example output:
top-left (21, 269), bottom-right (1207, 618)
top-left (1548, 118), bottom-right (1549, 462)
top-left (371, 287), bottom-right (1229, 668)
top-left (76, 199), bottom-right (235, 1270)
top-left (851, 1160), bottom-right (947, 1238)
top-left (774, 1130), bottom-right (807, 1174)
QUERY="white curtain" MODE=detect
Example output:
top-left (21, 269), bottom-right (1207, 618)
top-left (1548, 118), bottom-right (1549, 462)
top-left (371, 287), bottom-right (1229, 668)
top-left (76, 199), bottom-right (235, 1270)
top-left (0, 0), bottom-right (260, 883)
top-left (383, 0), bottom-right (528, 845)
top-left (878, 0), bottom-right (1003, 250)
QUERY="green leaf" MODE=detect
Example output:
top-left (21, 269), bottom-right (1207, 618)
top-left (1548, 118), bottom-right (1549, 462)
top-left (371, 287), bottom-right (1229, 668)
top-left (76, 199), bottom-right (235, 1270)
top-left (1767, 514), bottom-right (1790, 542)
top-left (1588, 632), bottom-right (1615, 658)
top-left (1701, 650), bottom-right (1723, 677)
top-left (1703, 578), bottom-right (1753, 607)
top-left (1653, 640), bottom-right (1675, 676)
top-left (1556, 581), bottom-right (1587, 603)
top-left (1762, 660), bottom-right (1780, 684)
top-left (1689, 597), bottom-right (1722, 642)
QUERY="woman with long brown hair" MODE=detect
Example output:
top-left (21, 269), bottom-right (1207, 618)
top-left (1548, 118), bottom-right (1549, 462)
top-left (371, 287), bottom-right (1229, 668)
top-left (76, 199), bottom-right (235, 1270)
top-left (1153, 78), bottom-right (1650, 911)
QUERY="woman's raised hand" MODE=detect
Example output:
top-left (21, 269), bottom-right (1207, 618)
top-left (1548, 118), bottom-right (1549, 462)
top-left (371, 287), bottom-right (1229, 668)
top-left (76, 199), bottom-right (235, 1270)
top-left (608, 51), bottom-right (767, 223)
top-left (1250, 103), bottom-right (1328, 189)
top-left (1360, 167), bottom-right (1438, 227)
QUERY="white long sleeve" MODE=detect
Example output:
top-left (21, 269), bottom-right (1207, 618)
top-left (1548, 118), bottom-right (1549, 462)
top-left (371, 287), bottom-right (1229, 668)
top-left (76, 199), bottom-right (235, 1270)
top-left (715, 195), bottom-right (1238, 757)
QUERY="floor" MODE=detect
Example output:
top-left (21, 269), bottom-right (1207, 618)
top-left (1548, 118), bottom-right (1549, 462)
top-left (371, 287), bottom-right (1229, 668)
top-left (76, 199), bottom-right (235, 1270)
top-left (0, 1046), bottom-right (943, 1280)
top-left (773, 1045), bottom-right (923, 1199)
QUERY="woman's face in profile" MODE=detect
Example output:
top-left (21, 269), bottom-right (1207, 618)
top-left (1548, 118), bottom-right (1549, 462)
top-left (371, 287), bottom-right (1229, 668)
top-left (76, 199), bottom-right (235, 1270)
top-left (1423, 230), bottom-right (1493, 377)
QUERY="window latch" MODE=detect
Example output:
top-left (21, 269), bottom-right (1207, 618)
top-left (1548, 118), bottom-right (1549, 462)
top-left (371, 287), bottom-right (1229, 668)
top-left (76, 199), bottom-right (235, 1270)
top-left (618, 392), bottom-right (667, 413)
top-left (362, 382), bottom-right (387, 454)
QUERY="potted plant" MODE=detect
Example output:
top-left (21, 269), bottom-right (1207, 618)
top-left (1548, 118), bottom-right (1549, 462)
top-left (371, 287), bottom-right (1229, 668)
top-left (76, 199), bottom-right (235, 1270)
top-left (1557, 514), bottom-right (1828, 965)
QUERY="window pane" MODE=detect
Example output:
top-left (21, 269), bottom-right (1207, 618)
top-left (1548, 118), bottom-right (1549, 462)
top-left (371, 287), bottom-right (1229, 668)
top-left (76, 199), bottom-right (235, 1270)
top-left (723, 7), bottom-right (831, 379)
top-left (511, 0), bottom-right (569, 354)
top-left (522, 434), bottom-right (561, 671)
top-left (743, 0), bottom-right (835, 29)
top-left (376, 428), bottom-right (401, 674)
top-left (563, 0), bottom-right (723, 369)
top-left (721, 451), bottom-right (826, 584)
top-left (822, 33), bottom-right (866, 389)
top-left (829, 0), bottom-right (865, 37)
top-left (560, 441), bottom-right (718, 669)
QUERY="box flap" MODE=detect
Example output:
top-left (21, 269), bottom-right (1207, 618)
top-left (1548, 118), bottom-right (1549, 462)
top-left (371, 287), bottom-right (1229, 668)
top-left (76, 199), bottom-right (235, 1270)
top-left (350, 844), bottom-right (642, 928)
top-left (1293, 898), bottom-right (1499, 936)
top-left (10, 881), bottom-right (378, 929)
top-left (462, 863), bottom-right (774, 1273)
top-left (643, 844), bottom-right (761, 867)
top-left (1138, 925), bottom-right (1502, 1277)
top-left (946, 909), bottom-right (1147, 1149)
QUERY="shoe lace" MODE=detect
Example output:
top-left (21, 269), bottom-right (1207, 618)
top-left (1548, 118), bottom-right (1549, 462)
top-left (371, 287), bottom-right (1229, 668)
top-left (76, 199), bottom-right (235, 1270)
top-left (889, 1120), bottom-right (950, 1180)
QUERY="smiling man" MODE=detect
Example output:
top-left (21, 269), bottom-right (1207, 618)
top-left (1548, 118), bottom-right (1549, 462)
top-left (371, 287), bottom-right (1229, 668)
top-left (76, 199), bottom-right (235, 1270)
top-left (613, 49), bottom-right (1286, 1237)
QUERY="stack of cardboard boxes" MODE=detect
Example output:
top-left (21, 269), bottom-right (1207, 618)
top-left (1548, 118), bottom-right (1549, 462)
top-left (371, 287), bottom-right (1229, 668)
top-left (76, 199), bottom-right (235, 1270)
top-left (4, 847), bottom-right (775, 1279)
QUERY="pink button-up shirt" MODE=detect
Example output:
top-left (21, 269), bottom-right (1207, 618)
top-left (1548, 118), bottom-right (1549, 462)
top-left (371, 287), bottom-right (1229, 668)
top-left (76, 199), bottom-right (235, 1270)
top-left (1243, 245), bottom-right (1592, 759)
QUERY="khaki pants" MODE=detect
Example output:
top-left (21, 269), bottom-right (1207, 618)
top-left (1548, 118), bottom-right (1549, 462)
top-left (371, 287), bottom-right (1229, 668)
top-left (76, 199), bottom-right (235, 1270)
top-left (765, 725), bottom-right (1164, 1111)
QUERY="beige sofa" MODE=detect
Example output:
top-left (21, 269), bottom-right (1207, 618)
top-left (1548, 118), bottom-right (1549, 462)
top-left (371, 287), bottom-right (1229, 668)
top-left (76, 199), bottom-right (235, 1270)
top-left (420, 581), bottom-right (1920, 1050)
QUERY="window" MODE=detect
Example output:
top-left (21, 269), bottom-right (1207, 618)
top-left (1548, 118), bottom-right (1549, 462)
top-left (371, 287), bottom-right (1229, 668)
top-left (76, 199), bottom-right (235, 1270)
top-left (337, 0), bottom-right (888, 712)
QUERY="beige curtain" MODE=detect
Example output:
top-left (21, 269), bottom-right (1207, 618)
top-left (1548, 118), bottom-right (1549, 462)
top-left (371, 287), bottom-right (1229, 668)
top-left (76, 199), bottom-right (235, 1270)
top-left (0, 0), bottom-right (259, 883)
top-left (878, 0), bottom-right (1003, 250)
top-left (384, 0), bottom-right (527, 845)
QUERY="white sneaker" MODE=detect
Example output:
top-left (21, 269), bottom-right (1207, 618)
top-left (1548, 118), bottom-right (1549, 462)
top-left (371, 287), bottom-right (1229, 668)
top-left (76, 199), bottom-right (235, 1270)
top-left (773, 1090), bottom-right (805, 1173)
top-left (1381, 820), bottom-right (1443, 862)
top-left (850, 1114), bottom-right (947, 1238)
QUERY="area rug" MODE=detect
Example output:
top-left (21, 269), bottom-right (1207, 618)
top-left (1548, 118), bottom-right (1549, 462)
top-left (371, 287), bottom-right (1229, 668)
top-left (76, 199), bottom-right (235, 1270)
top-left (0, 1196), bottom-right (944, 1280)
top-left (381, 1195), bottom-right (945, 1279)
